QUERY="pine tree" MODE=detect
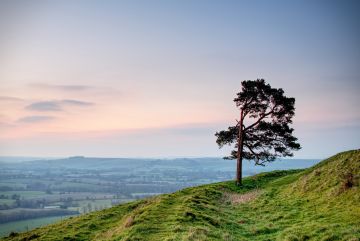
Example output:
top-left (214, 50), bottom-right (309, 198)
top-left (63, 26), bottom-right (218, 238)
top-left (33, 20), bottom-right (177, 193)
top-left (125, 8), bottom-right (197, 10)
top-left (215, 79), bottom-right (301, 185)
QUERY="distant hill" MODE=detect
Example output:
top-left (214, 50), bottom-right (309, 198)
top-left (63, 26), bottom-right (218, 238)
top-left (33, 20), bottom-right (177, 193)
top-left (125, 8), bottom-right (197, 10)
top-left (0, 156), bottom-right (320, 177)
top-left (2, 150), bottom-right (359, 240)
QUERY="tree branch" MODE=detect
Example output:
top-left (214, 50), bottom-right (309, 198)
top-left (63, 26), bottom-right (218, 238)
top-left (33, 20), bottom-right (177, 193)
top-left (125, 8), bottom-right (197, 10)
top-left (244, 144), bottom-right (260, 162)
top-left (242, 97), bottom-right (255, 118)
top-left (244, 109), bottom-right (274, 131)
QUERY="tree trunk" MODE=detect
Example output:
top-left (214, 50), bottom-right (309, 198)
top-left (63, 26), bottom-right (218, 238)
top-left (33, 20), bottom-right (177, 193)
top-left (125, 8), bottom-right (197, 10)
top-left (236, 109), bottom-right (244, 185)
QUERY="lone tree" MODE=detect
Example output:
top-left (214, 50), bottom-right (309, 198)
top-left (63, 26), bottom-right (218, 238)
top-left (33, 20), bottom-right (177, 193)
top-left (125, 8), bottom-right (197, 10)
top-left (215, 79), bottom-right (301, 185)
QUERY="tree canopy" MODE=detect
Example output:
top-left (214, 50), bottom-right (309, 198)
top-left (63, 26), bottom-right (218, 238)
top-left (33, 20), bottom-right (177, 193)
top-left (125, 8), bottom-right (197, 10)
top-left (215, 79), bottom-right (301, 184)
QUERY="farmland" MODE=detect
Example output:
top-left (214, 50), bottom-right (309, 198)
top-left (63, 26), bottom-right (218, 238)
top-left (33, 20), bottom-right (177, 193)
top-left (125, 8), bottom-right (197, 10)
top-left (0, 156), bottom-right (319, 237)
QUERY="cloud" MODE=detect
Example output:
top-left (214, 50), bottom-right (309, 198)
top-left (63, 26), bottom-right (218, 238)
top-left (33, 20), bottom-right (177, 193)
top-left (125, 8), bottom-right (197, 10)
top-left (25, 99), bottom-right (94, 112)
top-left (17, 116), bottom-right (55, 123)
top-left (0, 96), bottom-right (23, 102)
top-left (25, 101), bottom-right (62, 111)
top-left (61, 99), bottom-right (94, 106)
top-left (30, 83), bottom-right (93, 91)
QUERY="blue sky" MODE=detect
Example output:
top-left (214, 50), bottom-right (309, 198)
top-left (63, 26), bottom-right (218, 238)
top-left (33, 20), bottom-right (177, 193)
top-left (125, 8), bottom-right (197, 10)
top-left (0, 0), bottom-right (359, 158)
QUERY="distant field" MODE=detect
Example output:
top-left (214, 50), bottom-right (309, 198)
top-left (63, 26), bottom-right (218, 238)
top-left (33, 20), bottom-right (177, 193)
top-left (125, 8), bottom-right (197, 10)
top-left (0, 215), bottom-right (74, 237)
top-left (0, 200), bottom-right (13, 205)
top-left (0, 156), bottom-right (321, 238)
top-left (68, 199), bottom-right (113, 213)
top-left (0, 191), bottom-right (45, 198)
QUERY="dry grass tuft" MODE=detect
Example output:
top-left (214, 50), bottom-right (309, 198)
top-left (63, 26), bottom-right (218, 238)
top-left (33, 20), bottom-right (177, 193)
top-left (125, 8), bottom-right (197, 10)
top-left (186, 226), bottom-right (209, 241)
top-left (222, 189), bottom-right (261, 205)
top-left (123, 216), bottom-right (134, 228)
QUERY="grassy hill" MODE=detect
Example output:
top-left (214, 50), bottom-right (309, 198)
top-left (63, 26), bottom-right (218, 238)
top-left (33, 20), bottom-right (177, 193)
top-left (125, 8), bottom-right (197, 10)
top-left (2, 150), bottom-right (359, 241)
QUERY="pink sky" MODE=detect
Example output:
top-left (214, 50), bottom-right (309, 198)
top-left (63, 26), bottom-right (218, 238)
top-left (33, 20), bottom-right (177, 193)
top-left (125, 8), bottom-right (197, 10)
top-left (1, 1), bottom-right (359, 158)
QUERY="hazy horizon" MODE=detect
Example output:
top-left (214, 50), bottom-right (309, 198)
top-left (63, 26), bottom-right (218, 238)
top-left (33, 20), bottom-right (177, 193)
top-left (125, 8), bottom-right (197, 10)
top-left (0, 153), bottom-right (335, 162)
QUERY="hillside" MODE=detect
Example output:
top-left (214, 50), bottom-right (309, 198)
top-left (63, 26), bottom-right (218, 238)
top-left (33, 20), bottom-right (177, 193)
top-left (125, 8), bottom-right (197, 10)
top-left (2, 150), bottom-right (359, 241)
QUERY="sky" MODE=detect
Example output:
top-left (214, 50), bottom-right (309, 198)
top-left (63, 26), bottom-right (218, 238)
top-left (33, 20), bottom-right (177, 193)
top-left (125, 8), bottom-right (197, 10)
top-left (0, 0), bottom-right (359, 159)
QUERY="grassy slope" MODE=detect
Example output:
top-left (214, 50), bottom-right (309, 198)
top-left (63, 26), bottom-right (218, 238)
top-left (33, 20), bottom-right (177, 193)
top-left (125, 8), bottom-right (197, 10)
top-left (2, 150), bottom-right (359, 241)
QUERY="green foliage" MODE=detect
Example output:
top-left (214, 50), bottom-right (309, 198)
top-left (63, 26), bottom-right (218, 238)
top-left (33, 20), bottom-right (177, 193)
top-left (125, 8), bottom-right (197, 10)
top-left (215, 79), bottom-right (301, 163)
top-left (2, 150), bottom-right (359, 241)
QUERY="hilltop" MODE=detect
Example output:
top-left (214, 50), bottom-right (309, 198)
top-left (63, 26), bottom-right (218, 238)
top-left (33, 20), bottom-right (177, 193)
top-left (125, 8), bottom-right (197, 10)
top-left (2, 150), bottom-right (359, 241)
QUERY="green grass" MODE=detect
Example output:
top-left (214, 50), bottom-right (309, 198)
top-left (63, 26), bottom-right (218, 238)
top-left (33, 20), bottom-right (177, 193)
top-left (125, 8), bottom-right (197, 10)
top-left (2, 150), bottom-right (359, 241)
